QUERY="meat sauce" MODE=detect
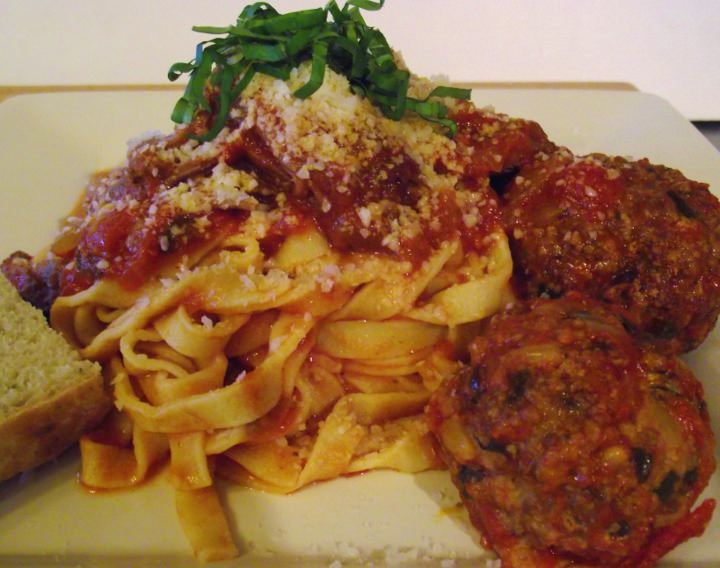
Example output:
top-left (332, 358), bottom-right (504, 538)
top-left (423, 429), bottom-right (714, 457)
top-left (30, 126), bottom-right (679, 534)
top-left (303, 161), bottom-right (501, 266)
top-left (452, 103), bottom-right (556, 191)
top-left (225, 124), bottom-right (507, 268)
top-left (59, 206), bottom-right (245, 296)
top-left (1, 251), bottom-right (60, 316)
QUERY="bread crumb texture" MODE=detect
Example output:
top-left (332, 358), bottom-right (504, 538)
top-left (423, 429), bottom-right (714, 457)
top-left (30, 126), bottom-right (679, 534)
top-left (0, 274), bottom-right (100, 420)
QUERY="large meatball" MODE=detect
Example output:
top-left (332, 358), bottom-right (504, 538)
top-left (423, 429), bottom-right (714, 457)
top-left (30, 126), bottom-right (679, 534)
top-left (503, 149), bottom-right (720, 353)
top-left (427, 294), bottom-right (715, 567)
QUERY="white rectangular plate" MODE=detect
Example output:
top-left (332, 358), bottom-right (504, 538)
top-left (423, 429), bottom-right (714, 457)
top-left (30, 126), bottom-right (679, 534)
top-left (0, 90), bottom-right (719, 566)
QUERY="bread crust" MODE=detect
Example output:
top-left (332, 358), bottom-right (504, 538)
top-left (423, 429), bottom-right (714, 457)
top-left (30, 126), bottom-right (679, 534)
top-left (0, 371), bottom-right (111, 482)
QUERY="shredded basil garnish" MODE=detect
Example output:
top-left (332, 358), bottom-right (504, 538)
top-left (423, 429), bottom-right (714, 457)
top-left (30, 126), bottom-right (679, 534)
top-left (168, 0), bottom-right (471, 140)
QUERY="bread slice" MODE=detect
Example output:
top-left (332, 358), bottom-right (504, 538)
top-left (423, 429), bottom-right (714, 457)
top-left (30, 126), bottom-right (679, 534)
top-left (0, 274), bottom-right (110, 482)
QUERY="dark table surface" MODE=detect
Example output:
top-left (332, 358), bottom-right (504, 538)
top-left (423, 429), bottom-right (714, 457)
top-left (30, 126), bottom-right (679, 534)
top-left (695, 122), bottom-right (720, 152)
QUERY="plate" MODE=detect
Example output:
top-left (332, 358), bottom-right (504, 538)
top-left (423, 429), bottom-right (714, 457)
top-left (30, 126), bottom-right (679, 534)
top-left (0, 90), bottom-right (719, 567)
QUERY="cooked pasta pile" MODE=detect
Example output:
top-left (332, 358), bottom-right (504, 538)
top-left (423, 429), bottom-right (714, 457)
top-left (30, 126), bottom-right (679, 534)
top-left (29, 62), bottom-right (539, 560)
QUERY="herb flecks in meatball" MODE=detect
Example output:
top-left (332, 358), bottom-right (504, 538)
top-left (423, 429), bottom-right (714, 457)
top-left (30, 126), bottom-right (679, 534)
top-left (427, 295), bottom-right (716, 568)
top-left (503, 150), bottom-right (720, 353)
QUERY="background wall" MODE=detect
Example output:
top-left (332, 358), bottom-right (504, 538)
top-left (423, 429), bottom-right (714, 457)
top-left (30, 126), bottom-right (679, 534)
top-left (0, 0), bottom-right (718, 120)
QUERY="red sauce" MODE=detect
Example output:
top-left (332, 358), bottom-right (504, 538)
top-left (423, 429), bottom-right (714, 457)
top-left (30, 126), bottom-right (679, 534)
top-left (627, 499), bottom-right (716, 568)
top-left (304, 163), bottom-right (390, 254)
top-left (547, 161), bottom-right (625, 223)
top-left (452, 104), bottom-right (555, 185)
top-left (224, 126), bottom-right (503, 266)
top-left (55, 110), bottom-right (520, 296)
top-left (292, 152), bottom-right (501, 267)
top-left (430, 189), bottom-right (502, 259)
top-left (60, 207), bottom-right (246, 296)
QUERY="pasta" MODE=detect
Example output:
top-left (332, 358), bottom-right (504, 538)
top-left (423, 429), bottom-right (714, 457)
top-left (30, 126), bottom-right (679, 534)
top-left (22, 56), bottom-right (531, 560)
top-left (73, 229), bottom-right (510, 558)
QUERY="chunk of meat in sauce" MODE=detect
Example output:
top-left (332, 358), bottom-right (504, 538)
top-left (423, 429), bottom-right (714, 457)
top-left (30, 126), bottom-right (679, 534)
top-left (1, 251), bottom-right (61, 316)
top-left (5, 101), bottom-right (539, 299)
top-left (451, 102), bottom-right (556, 193)
top-left (224, 126), bottom-right (298, 199)
top-left (427, 294), bottom-right (715, 568)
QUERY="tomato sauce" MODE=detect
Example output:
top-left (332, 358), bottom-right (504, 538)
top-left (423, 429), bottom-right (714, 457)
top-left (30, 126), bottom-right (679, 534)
top-left (47, 103), bottom-right (554, 298)
top-left (294, 156), bottom-right (499, 266)
top-left (60, 205), bottom-right (245, 296)
top-left (451, 103), bottom-right (556, 185)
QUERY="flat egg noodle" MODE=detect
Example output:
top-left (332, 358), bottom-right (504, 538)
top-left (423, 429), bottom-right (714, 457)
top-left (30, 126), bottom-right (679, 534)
top-left (175, 486), bottom-right (239, 562)
top-left (330, 239), bottom-right (460, 321)
top-left (114, 313), bottom-right (315, 433)
top-left (64, 224), bottom-right (512, 560)
top-left (407, 233), bottom-right (513, 325)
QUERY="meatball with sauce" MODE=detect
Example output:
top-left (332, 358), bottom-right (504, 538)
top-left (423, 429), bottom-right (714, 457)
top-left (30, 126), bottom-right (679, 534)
top-left (427, 294), bottom-right (715, 568)
top-left (503, 149), bottom-right (720, 353)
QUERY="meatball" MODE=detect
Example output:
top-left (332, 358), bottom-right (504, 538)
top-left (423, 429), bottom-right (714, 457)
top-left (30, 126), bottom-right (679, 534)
top-left (503, 149), bottom-right (720, 353)
top-left (427, 294), bottom-right (715, 567)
